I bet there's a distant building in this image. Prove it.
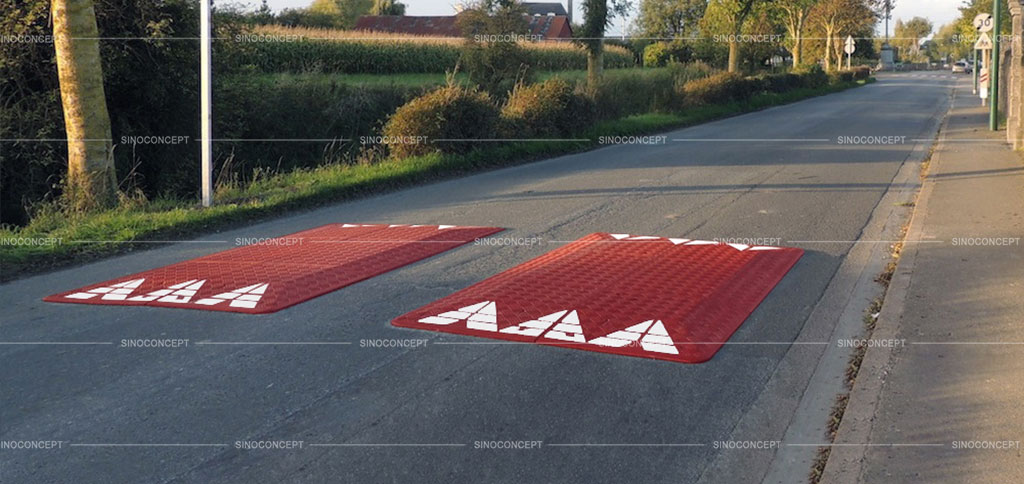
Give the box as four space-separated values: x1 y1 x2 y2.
354 2 573 40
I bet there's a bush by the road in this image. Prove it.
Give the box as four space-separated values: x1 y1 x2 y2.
852 66 871 80
382 85 500 158
501 78 595 138
681 72 752 106
792 64 829 88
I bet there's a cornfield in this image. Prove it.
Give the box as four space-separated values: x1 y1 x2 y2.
230 25 635 74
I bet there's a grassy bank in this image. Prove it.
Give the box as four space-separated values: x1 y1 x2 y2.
0 79 872 280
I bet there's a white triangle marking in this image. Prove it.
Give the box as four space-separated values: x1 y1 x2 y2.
499 310 568 337
194 283 270 309
542 310 585 343
610 234 630 240
65 278 146 300
127 279 206 303
418 301 498 331
589 319 679 355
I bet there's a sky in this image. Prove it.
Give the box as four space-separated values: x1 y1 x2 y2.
249 0 966 37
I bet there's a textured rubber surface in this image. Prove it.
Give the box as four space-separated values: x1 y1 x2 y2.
44 224 503 314
393 233 803 363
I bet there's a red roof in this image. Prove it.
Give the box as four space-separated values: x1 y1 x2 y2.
354 15 573 40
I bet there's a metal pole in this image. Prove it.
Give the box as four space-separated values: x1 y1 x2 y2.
200 0 214 206
973 49 979 94
990 0 1001 131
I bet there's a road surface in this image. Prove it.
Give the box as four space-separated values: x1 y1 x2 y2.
0 72 957 483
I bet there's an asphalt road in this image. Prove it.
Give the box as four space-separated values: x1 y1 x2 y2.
1 73 957 484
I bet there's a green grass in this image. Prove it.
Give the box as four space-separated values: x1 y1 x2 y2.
0 78 872 279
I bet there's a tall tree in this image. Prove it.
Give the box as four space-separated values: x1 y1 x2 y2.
370 0 405 15
810 0 874 70
776 0 817 66
309 0 373 28
634 0 707 38
578 0 631 88
893 16 932 61
51 0 117 211
704 0 773 72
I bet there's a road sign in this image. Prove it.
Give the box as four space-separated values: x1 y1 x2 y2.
975 32 993 50
974 13 994 32
980 68 990 98
844 35 856 55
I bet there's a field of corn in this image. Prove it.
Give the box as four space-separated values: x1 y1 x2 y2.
229 25 635 74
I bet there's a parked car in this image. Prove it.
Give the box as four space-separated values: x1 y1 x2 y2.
952 61 972 74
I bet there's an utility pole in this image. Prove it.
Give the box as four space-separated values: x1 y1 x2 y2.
974 49 979 94
200 0 213 207
990 0 1001 131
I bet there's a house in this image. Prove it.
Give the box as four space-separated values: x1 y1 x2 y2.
354 2 573 40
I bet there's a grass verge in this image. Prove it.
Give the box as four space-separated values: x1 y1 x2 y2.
0 79 873 280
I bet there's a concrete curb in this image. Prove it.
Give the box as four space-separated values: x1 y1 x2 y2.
819 79 960 484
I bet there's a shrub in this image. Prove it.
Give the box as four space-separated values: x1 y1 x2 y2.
828 70 856 84
643 42 694 68
681 72 751 106
215 76 423 173
792 64 828 88
382 85 499 158
461 41 533 95
589 69 676 119
500 78 595 138
759 73 804 93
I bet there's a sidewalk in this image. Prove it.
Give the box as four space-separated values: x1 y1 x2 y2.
823 80 1024 482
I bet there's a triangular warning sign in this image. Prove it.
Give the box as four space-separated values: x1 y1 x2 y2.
975 32 993 50
195 283 269 309
418 301 498 331
127 279 206 304
65 279 145 301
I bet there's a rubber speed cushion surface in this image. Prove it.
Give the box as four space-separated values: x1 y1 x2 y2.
393 233 803 363
44 224 503 314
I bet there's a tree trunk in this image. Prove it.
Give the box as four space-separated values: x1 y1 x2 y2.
824 29 833 71
793 17 804 67
793 35 802 66
728 38 740 72
52 0 117 211
587 42 604 90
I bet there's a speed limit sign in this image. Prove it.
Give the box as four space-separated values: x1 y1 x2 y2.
974 13 994 32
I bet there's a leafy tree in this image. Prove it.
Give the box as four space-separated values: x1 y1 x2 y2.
634 0 707 38
370 0 406 15
776 0 818 66
809 0 874 70
893 16 932 62
308 0 373 28
578 0 632 88
51 0 117 211
458 0 532 94
702 0 774 72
